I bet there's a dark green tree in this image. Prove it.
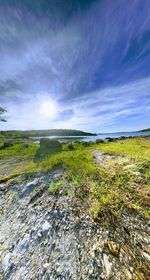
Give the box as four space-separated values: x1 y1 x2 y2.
0 107 7 122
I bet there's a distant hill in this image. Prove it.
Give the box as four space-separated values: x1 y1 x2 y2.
138 128 150 132
0 129 96 138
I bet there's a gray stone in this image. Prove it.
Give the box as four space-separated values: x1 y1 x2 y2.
143 252 150 261
17 234 30 254
19 179 38 198
42 221 50 232
103 254 113 278
2 252 11 271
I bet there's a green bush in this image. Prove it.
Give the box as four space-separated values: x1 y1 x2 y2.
66 143 75 150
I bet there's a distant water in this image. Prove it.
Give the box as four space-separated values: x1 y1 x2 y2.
88 131 150 142
31 131 150 143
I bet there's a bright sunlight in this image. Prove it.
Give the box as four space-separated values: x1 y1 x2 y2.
39 99 58 119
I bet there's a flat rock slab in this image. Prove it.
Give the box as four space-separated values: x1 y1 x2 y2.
91 150 129 168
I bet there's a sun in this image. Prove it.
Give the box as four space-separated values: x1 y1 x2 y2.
39 99 58 118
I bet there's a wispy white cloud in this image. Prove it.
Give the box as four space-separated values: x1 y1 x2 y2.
0 0 150 131
1 77 150 132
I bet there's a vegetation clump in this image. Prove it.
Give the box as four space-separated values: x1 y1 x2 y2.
0 107 7 122
65 143 75 150
49 179 64 193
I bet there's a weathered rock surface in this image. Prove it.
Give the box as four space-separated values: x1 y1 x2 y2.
91 150 143 179
0 168 149 279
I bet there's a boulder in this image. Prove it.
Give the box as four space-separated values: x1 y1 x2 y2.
96 139 104 143
34 138 62 160
105 137 115 142
40 138 61 149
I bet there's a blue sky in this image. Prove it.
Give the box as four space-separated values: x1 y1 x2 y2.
0 0 150 132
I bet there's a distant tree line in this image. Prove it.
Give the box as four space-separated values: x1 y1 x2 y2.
138 128 150 132
0 129 96 138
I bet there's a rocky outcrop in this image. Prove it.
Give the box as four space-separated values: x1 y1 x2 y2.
0 169 149 279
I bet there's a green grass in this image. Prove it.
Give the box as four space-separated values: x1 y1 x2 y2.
37 141 150 220
93 138 150 160
0 143 38 159
0 139 4 148
0 137 149 220
49 179 64 192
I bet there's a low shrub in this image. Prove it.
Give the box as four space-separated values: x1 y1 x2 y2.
66 143 75 150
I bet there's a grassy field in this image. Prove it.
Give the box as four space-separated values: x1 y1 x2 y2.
0 137 149 221
93 138 150 160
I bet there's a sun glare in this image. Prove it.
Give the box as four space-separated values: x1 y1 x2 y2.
39 100 58 118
